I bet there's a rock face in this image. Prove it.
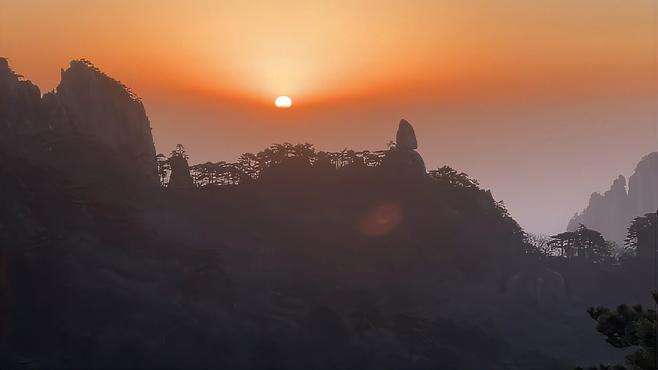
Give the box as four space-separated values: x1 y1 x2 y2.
628 152 658 216
396 119 418 150
47 60 158 185
0 58 47 134
383 119 426 177
0 58 158 186
568 152 658 243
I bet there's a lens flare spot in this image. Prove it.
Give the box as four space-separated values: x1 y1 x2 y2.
358 202 403 237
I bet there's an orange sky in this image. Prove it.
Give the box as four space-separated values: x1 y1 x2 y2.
1 0 656 234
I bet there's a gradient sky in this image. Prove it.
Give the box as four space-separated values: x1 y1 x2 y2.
1 0 656 235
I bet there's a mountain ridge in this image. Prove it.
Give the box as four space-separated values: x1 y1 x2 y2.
568 152 658 243
0 57 158 186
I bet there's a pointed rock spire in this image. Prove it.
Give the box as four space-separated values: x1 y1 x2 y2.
383 118 425 178
396 119 418 150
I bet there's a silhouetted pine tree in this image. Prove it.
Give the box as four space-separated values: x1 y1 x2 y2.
576 293 656 370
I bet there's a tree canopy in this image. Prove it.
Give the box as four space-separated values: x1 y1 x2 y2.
624 213 657 260
547 224 613 263
577 293 657 370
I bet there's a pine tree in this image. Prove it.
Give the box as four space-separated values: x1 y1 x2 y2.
577 293 656 370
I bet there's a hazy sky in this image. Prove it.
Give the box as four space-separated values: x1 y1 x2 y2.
1 0 656 234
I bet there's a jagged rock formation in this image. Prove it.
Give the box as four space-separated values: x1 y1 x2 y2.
568 152 658 243
628 152 658 216
383 119 426 177
0 58 47 134
45 60 158 185
567 175 632 243
0 58 158 186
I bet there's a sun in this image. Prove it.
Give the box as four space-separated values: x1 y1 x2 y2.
274 95 292 108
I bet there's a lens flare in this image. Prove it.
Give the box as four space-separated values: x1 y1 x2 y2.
358 202 403 237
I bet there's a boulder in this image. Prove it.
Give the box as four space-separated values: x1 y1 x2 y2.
383 119 426 177
383 149 426 177
395 119 418 150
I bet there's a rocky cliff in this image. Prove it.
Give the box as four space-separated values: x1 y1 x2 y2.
0 58 47 134
568 152 658 243
0 58 158 186
628 152 658 216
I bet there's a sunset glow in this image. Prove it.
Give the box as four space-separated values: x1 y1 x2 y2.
2 1 655 104
3 2 658 367
1 0 656 234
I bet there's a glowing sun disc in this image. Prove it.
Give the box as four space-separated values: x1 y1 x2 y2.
275 95 292 108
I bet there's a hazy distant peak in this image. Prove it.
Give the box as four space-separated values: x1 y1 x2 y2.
634 152 658 172
568 153 657 243
628 151 658 216
610 175 627 193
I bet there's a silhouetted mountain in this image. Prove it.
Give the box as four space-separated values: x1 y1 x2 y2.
0 58 158 186
568 152 658 243
0 58 46 134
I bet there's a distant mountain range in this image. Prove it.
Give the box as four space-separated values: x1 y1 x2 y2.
568 152 658 243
